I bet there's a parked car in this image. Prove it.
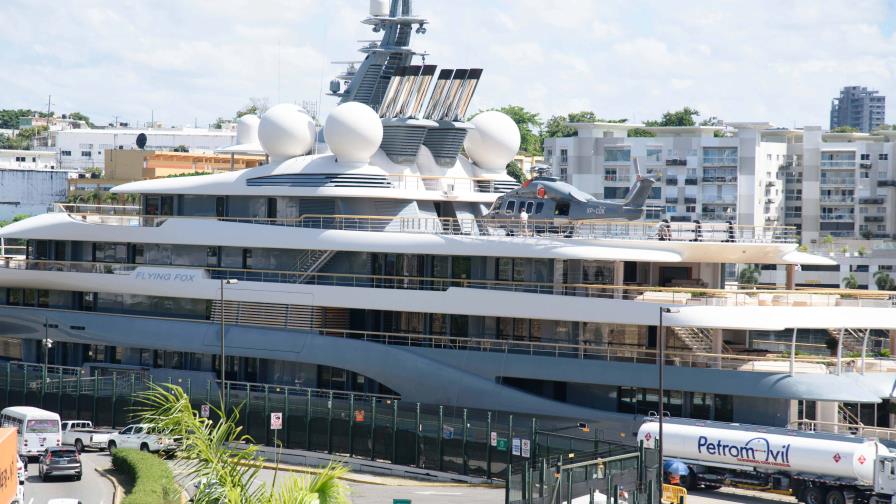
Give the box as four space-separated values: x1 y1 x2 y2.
38 446 82 481
61 420 113 452
107 424 178 453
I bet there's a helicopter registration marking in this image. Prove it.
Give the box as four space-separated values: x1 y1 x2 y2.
586 206 606 215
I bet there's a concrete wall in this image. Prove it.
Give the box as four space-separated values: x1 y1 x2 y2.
0 169 68 220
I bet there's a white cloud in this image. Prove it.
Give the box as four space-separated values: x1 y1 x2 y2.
1 0 894 128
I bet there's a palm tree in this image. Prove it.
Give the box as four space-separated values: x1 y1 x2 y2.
135 384 350 504
842 273 859 289
874 270 896 291
737 264 760 286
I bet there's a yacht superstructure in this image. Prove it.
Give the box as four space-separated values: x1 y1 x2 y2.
1 0 895 442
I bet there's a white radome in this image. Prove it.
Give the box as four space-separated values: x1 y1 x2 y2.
235 114 260 145
325 102 383 165
258 104 316 160
464 110 521 172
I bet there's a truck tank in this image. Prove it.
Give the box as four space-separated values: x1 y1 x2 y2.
638 419 889 484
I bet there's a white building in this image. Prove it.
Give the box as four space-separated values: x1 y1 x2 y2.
543 123 786 228
0 149 58 171
47 127 237 172
544 123 896 244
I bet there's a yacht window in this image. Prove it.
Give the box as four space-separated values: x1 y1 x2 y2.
535 202 544 214
525 201 534 214
504 200 516 214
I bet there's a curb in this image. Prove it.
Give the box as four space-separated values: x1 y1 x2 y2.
95 467 123 504
244 461 503 488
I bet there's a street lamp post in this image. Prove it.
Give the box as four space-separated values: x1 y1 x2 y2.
220 278 238 413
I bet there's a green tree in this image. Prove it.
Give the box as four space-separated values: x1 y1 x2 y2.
644 107 700 127
874 270 896 291
0 109 38 129
173 145 189 152
236 98 270 118
842 273 859 289
627 127 656 138
822 234 834 253
737 264 760 286
136 384 350 504
542 111 626 139
66 112 94 127
506 160 526 183
0 125 47 150
831 126 859 133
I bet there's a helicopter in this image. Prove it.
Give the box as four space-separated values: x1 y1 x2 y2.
484 157 656 225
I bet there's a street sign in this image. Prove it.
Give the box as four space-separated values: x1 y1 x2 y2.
354 409 365 423
270 412 283 430
496 438 508 451
521 439 530 458
443 425 454 440
200 404 209 418
490 432 497 446
512 437 521 456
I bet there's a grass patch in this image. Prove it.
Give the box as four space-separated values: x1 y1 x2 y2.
111 448 180 504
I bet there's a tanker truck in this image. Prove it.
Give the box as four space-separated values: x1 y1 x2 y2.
638 417 896 504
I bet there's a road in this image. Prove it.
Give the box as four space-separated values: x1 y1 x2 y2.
21 451 115 504
687 487 796 504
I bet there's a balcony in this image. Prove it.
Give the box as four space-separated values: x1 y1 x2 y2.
699 212 729 221
702 158 738 166
669 215 691 222
820 178 856 186
684 177 698 185
820 214 855 222
665 177 679 186
603 174 631 183
665 159 687 166
878 180 896 187
701 176 738 184
859 197 885 204
683 197 697 205
820 160 856 169
820 196 855 204
665 197 679 204
702 196 737 204
864 215 885 223
860 162 873 169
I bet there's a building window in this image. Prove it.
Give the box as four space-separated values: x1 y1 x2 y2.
545 149 552 163
603 148 630 163
645 148 662 162
880 154 889 161
560 149 568 165
61 150 71 156
861 153 871 161
80 151 91 158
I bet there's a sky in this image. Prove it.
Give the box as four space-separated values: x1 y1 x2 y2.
2 0 895 129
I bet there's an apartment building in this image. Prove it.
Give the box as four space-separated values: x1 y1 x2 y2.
45 127 237 172
544 123 896 245
543 122 786 228
830 85 886 133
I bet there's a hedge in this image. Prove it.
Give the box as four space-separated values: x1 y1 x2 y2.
111 448 180 504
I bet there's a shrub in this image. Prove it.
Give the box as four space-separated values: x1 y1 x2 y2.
111 448 180 504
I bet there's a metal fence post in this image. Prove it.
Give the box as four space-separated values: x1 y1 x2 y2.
75 372 80 419
506 414 513 504
391 399 398 464
370 398 376 461
130 374 136 425
111 373 118 429
486 411 492 479
264 385 270 446
327 391 333 454
305 389 312 450
187 378 192 400
283 387 289 448
91 375 98 424
348 393 355 457
4 362 9 408
415 403 421 468
57 367 62 414
206 379 211 405
438 405 444 472
462 408 468 476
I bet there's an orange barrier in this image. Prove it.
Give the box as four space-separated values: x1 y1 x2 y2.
662 483 687 503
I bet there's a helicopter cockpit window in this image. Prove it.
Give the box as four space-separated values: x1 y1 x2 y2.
535 202 544 214
504 200 516 214
525 202 534 214
555 201 570 216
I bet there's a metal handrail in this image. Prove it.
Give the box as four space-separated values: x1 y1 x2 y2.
4 258 893 307
52 205 800 244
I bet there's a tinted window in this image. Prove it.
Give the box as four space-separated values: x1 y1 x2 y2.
525 202 534 213
504 200 515 214
52 449 77 457
26 419 59 433
535 202 544 214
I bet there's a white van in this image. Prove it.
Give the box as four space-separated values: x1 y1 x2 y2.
0 406 62 457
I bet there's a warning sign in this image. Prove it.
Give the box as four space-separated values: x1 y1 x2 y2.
270 412 283 430
354 409 365 423
521 439 530 458
200 404 209 418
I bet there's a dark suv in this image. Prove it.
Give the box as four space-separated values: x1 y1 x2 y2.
38 446 82 481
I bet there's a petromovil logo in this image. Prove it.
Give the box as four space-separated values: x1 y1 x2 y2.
697 436 792 468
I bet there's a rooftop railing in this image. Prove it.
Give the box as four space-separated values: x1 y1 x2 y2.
54 205 800 244
3 258 894 309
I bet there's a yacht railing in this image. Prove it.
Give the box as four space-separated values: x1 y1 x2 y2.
54 205 800 244
3 258 894 308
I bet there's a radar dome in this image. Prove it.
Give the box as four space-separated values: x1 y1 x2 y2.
258 104 316 160
464 111 521 172
236 114 260 145
324 102 383 165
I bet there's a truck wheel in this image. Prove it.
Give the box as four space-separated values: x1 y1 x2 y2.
804 487 825 504
74 439 84 452
825 488 853 504
108 440 117 452
140 443 150 452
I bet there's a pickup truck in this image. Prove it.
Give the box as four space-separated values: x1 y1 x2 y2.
107 424 178 453
61 421 113 452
